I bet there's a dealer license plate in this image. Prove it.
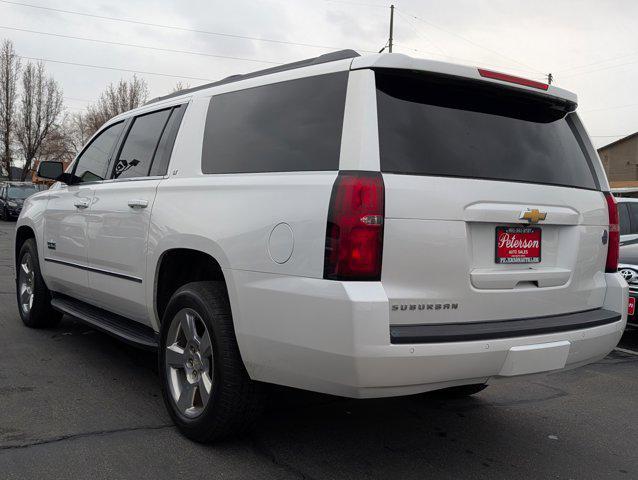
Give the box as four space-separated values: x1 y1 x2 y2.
495 226 541 264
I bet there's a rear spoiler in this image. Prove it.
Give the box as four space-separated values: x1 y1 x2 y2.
351 53 577 105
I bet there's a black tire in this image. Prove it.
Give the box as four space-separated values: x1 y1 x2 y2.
0 206 7 221
159 281 265 443
16 238 62 328
430 383 488 398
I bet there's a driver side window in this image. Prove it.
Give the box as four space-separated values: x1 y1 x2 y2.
74 121 125 183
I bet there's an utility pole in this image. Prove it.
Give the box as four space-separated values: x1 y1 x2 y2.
388 4 394 53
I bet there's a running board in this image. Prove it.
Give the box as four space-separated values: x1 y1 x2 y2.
51 294 158 350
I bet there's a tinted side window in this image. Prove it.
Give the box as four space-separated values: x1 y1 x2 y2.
74 122 124 183
628 203 638 234
113 109 172 179
150 105 186 177
619 203 631 235
202 72 348 174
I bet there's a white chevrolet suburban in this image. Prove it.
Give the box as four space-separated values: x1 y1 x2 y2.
16 50 627 442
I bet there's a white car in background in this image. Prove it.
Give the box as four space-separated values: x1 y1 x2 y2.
615 197 638 326
16 50 627 442
617 197 638 265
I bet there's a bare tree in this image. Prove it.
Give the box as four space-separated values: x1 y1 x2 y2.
38 120 75 164
78 76 149 140
16 61 63 180
66 111 92 154
171 81 191 93
0 39 20 178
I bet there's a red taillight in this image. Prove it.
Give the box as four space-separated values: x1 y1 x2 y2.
478 68 549 91
324 171 384 281
605 192 619 273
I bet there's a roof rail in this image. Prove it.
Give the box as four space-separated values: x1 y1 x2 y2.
145 49 360 105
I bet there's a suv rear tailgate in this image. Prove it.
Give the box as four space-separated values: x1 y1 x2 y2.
374 68 608 326
382 175 607 325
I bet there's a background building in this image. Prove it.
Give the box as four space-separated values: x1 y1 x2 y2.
597 133 638 197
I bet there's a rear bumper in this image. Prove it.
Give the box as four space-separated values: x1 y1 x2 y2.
229 270 627 399
390 308 621 344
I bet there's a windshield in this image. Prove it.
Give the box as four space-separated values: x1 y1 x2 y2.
8 186 38 199
376 70 598 190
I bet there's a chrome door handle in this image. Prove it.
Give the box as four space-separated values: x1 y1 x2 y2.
128 199 148 209
74 200 90 209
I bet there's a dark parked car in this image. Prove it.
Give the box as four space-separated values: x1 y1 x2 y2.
0 182 40 220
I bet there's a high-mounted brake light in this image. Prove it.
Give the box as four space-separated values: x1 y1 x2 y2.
604 192 619 273
324 171 384 281
478 68 549 91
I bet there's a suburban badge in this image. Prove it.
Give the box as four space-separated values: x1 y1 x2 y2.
392 302 459 312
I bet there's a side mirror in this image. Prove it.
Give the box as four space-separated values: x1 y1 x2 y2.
37 161 65 182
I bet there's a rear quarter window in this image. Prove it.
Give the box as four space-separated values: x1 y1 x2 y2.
376 70 598 190
201 72 348 174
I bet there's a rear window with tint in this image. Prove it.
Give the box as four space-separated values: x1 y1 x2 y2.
376 70 598 190
202 72 348 174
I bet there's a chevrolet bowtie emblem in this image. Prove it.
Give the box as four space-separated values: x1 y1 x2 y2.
520 208 547 224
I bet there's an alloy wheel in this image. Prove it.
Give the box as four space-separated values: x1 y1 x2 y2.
18 252 35 315
165 308 214 418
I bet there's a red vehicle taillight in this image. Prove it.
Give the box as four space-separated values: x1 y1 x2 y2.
324 171 384 281
604 192 619 273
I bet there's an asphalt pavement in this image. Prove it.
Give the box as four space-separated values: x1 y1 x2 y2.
0 220 637 479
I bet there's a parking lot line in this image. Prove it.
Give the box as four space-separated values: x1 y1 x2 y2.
615 347 638 356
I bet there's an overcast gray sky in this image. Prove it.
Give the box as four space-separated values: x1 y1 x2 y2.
2 0 637 148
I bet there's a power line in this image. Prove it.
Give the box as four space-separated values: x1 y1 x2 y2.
0 25 283 65
395 7 544 75
392 43 440 58
392 43 546 77
17 55 214 82
557 50 638 74
395 10 447 57
324 0 389 8
580 102 638 114
560 57 638 79
0 0 376 53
